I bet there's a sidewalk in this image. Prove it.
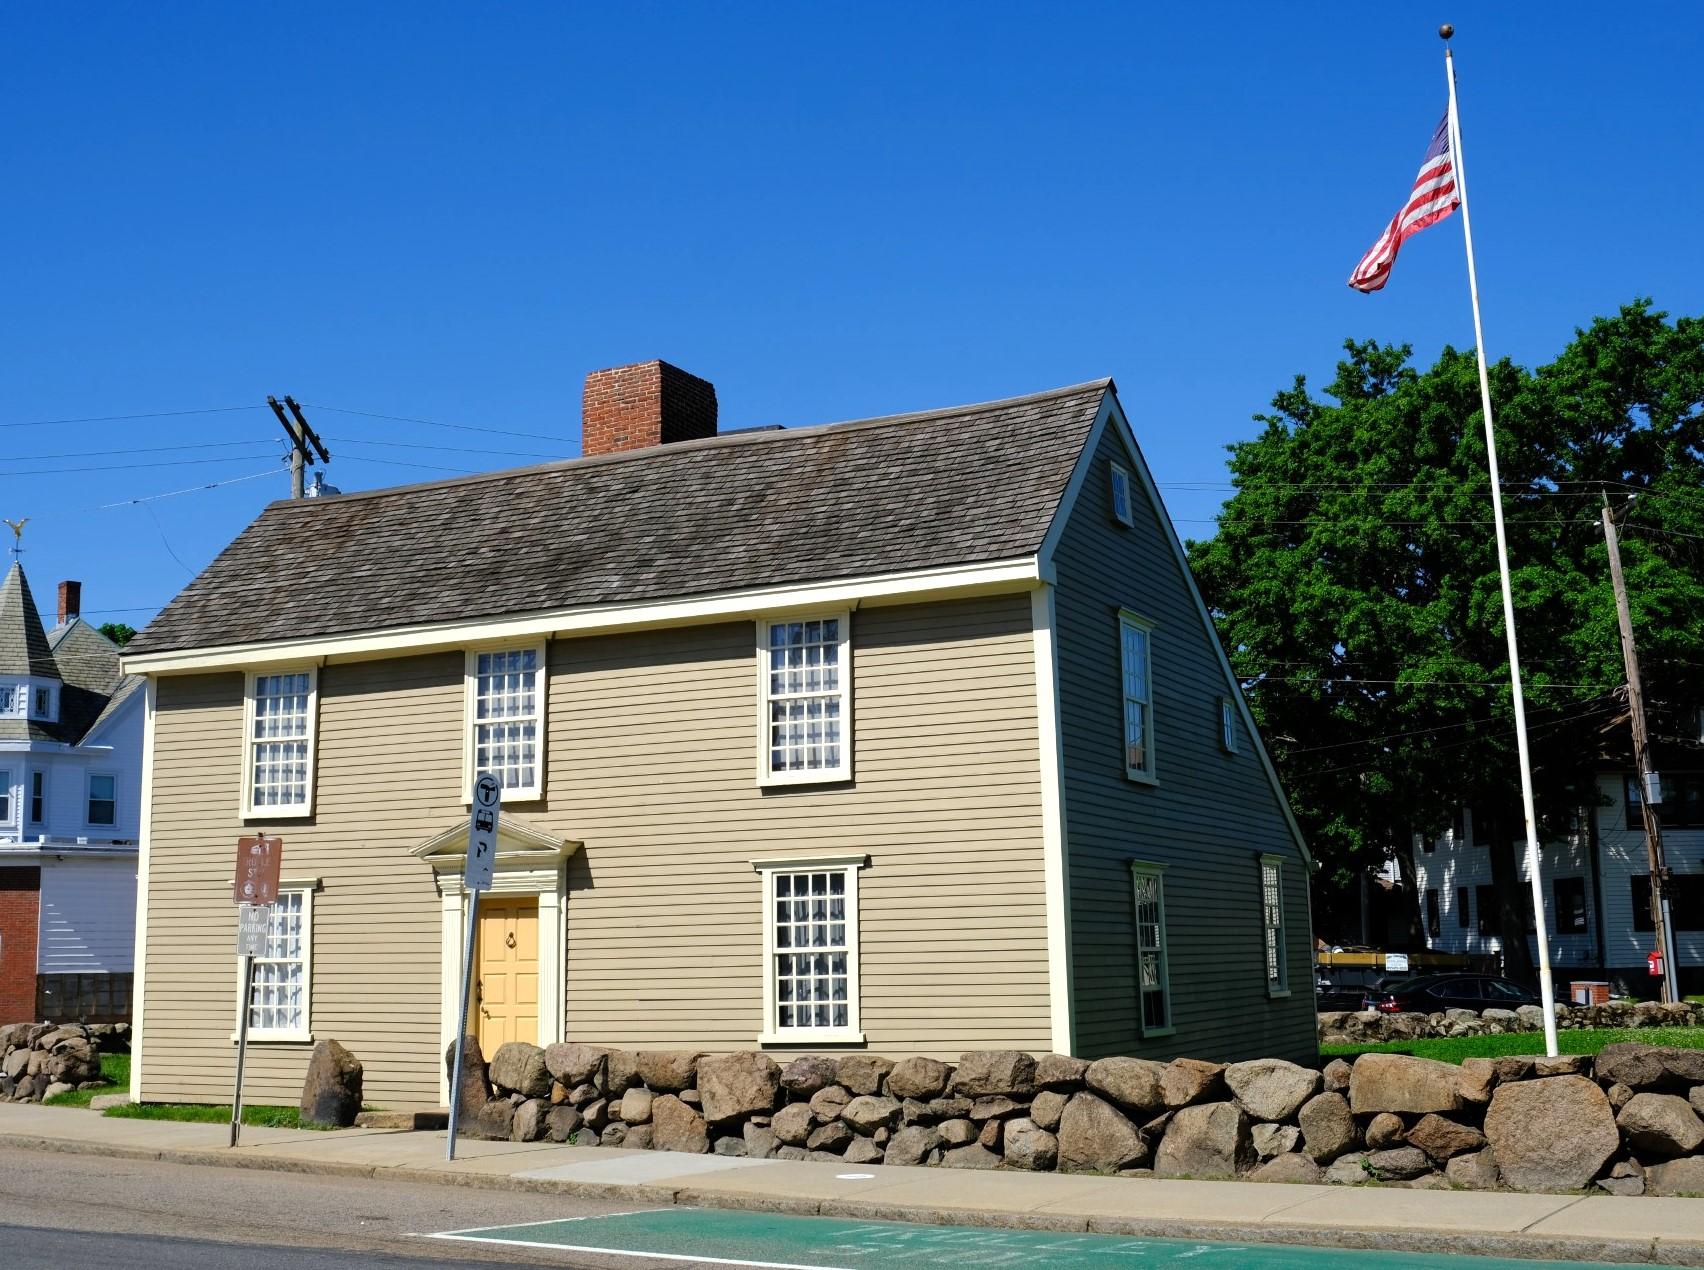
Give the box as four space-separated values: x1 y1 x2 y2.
4 1103 1702 1265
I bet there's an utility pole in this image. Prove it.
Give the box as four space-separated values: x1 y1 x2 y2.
1602 496 1680 1004
267 396 331 499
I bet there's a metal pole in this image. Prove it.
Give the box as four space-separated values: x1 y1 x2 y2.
1444 42 1559 1057
445 887 481 1161
1601 499 1681 1003
230 953 253 1147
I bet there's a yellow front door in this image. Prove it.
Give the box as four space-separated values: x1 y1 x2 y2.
472 897 539 1054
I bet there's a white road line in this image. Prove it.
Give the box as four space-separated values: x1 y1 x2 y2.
424 1208 671 1236
421 1231 852 1269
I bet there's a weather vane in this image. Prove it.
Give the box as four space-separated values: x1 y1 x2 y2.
3 518 27 560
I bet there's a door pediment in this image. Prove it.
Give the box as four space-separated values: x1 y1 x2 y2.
411 816 580 874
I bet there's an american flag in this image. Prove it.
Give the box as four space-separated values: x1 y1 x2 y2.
1348 115 1460 293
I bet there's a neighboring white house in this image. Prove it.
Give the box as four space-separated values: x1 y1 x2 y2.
1414 756 1704 996
0 566 141 1025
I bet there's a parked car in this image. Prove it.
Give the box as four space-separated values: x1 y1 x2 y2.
1362 974 1540 1013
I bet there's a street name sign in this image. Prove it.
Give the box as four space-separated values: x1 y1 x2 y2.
233 835 282 906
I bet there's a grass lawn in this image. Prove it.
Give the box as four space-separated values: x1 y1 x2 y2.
1321 1026 1704 1064
103 1101 326 1129
41 1052 130 1108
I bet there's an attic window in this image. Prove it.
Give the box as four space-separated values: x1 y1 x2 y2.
1110 462 1135 528
0 688 13 715
30 686 54 721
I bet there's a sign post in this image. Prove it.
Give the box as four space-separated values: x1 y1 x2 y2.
230 834 282 1148
447 774 500 1161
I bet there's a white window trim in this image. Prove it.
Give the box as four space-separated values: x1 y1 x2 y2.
1118 611 1157 784
0 769 12 824
1261 853 1290 999
462 643 548 803
753 853 867 1046
240 667 319 819
232 879 317 1044
1130 859 1173 1038
755 613 853 788
85 770 118 829
1220 696 1238 753
1109 461 1136 528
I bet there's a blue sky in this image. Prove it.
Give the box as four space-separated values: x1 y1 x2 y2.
5 2 1700 630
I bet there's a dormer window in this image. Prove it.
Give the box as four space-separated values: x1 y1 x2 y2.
30 686 55 721
0 688 13 714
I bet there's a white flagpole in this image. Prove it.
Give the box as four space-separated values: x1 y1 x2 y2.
1443 29 1559 1058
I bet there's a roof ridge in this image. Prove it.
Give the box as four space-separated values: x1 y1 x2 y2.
258 378 1115 513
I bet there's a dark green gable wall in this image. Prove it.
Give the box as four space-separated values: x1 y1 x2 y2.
1054 418 1318 1064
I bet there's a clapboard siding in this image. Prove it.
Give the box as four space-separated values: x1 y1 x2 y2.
1053 419 1316 1063
553 596 1048 1055
1596 772 1704 968
38 857 136 973
1412 811 1599 969
141 593 1049 1107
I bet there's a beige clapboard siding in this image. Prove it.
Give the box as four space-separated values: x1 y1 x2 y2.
140 594 1048 1108
553 596 1049 1058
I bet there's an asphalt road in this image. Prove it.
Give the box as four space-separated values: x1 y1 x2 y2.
0 1147 697 1268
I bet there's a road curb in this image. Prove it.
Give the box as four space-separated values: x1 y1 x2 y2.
3 1130 1699 1266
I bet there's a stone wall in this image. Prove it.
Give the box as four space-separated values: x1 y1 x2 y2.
0 1021 121 1102
1320 1001 1700 1047
449 1037 1704 1196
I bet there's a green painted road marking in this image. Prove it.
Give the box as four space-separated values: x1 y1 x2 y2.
428 1207 1644 1268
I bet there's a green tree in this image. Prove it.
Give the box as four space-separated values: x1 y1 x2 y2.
1190 301 1704 979
98 622 136 647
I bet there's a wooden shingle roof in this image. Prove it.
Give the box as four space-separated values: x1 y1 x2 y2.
129 380 1112 655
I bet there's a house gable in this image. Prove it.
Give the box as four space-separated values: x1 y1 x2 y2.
1041 396 1315 1063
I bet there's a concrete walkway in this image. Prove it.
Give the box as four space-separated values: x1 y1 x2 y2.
3 1103 1700 1265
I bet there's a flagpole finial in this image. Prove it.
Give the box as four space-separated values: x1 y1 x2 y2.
1439 23 1454 40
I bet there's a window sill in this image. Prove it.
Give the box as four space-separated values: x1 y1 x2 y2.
230 1032 313 1044
1137 1026 1176 1039
758 771 853 790
241 807 314 821
759 1029 865 1047
1123 769 1159 786
1267 989 1292 1000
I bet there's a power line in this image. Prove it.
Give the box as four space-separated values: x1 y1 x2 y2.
95 466 285 510
1288 704 1619 780
302 403 572 443
325 436 562 460
335 455 481 475
0 438 276 462
1281 697 1615 756
0 406 261 430
0 453 278 478
1234 672 1604 688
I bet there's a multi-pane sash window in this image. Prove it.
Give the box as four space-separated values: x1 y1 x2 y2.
756 856 864 1043
1261 855 1287 994
470 647 543 798
1109 462 1136 527
248 889 310 1038
0 770 11 822
246 671 315 815
87 773 116 827
1131 862 1171 1034
1119 614 1155 780
760 616 850 783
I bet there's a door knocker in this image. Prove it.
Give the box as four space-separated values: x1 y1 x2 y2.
505 931 517 949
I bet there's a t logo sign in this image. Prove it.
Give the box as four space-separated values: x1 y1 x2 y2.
465 774 501 891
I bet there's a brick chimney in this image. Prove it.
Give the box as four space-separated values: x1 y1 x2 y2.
57 580 81 625
581 361 717 457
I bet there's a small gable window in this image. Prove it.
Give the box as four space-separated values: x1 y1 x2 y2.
1109 462 1135 527
1219 697 1237 753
